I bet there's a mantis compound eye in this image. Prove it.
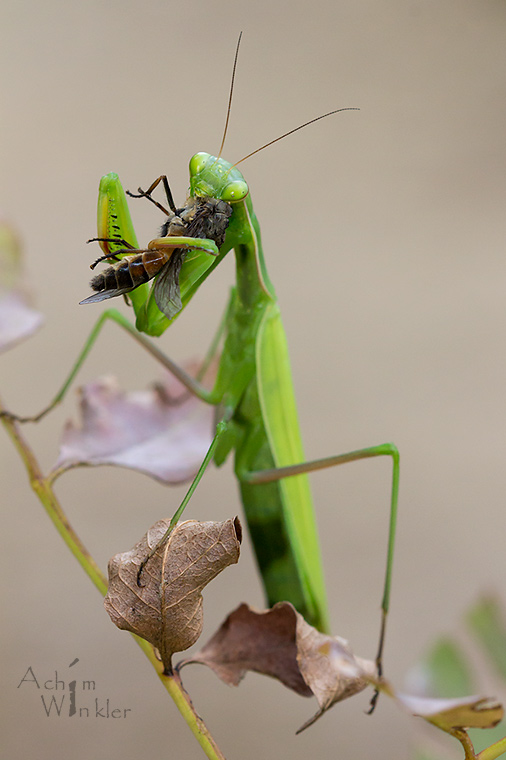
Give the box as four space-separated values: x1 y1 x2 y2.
189 152 210 177
222 179 248 202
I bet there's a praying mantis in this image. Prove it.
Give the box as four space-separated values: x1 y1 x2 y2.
5 37 400 696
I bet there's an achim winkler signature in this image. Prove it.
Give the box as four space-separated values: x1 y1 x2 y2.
17 659 132 719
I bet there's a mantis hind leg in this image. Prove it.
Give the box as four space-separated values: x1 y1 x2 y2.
241 441 400 712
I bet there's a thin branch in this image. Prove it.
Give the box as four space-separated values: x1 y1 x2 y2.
477 735 506 760
0 398 226 760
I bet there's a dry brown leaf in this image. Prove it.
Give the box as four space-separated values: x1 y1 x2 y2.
295 621 376 732
104 518 242 672
180 602 375 731
51 369 214 483
179 601 312 695
181 602 504 740
0 224 43 352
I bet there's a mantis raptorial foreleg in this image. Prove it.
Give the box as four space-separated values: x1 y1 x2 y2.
84 235 219 279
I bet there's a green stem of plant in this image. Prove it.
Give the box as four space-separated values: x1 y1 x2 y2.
1 409 107 593
0 403 226 760
163 671 227 760
477 735 506 760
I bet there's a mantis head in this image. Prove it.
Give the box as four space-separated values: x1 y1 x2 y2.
189 153 249 203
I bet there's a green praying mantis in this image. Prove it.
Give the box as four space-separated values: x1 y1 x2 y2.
6 37 400 703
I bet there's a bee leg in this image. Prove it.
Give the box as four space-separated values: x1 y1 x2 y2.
127 174 177 216
89 251 123 270
86 239 143 270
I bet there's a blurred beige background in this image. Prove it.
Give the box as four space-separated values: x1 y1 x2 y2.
1 1 506 758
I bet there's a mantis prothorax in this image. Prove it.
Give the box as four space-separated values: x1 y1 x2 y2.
4 36 400 711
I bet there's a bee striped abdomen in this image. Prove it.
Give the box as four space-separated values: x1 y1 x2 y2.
89 250 170 295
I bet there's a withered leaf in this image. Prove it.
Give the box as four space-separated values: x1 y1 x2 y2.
397 693 504 731
180 602 375 731
181 602 504 740
295 622 376 732
51 369 214 483
104 518 242 672
0 224 43 353
179 601 312 695
0 292 43 353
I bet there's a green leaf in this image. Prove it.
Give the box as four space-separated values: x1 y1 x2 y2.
420 637 475 698
467 597 506 682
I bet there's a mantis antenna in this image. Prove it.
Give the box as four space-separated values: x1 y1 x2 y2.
233 107 360 167
217 31 243 158
218 33 359 168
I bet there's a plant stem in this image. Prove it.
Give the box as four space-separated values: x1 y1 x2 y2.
477 735 506 760
0 402 226 760
163 671 227 760
1 406 107 594
451 729 476 760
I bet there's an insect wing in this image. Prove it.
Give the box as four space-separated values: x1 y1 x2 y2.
79 285 134 305
153 251 185 320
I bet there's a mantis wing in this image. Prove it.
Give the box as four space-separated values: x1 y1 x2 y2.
256 302 329 633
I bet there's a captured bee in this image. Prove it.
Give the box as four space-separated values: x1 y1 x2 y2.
80 194 232 320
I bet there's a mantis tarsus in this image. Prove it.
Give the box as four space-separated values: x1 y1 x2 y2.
5 37 400 708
